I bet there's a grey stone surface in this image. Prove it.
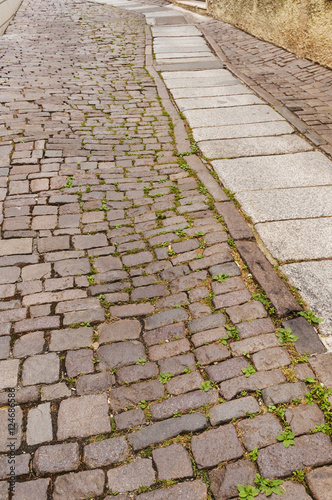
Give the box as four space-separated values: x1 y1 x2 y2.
282 260 332 336
22 353 59 386
13 479 50 500
137 480 207 500
165 73 240 89
13 331 45 358
0 453 30 479
257 433 332 478
184 105 283 128
209 396 260 425
107 459 155 493
191 424 243 468
128 413 207 450
309 353 332 386
26 403 53 446
150 388 218 420
199 134 311 159
97 341 145 369
262 382 307 406
256 481 311 499
49 327 93 351
110 379 164 411
193 121 294 140
84 436 129 468
219 369 286 400
252 346 291 371
98 319 141 343
256 218 332 261
172 84 252 99
213 151 332 193
282 316 325 355
152 443 193 480
57 394 111 439
306 465 332 500
0 406 22 452
285 403 325 436
0 359 19 390
209 460 257 500
33 443 80 475
152 26 202 36
237 185 332 223
238 413 282 451
175 94 263 111
52 470 105 500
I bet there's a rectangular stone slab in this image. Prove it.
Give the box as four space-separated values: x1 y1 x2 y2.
184 105 283 127
156 52 213 60
165 75 239 88
156 60 223 72
154 44 210 53
212 152 332 192
236 240 302 316
282 261 332 337
152 25 202 36
193 121 294 140
157 57 217 65
282 317 325 355
198 134 312 159
154 36 207 46
236 185 332 223
175 94 264 111
162 69 233 79
171 85 252 99
256 217 332 261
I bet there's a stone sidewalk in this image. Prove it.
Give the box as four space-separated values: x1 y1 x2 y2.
0 0 332 499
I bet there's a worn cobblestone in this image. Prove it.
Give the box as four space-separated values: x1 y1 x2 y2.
0 0 331 497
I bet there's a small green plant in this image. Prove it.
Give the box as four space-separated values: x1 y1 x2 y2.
292 469 305 482
183 367 191 374
168 248 175 256
80 321 91 327
255 474 283 496
299 309 323 324
136 358 147 365
63 176 74 188
139 400 149 409
158 372 174 384
276 428 295 448
242 366 256 378
98 294 105 301
248 447 259 462
200 381 213 392
228 238 235 248
237 484 259 499
212 274 229 283
225 324 240 340
156 212 166 220
87 276 95 285
276 328 299 344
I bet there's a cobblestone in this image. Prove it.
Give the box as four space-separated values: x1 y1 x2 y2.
1 0 331 496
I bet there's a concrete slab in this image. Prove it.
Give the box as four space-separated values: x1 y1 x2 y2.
154 45 209 53
157 57 217 65
256 218 332 261
174 94 264 111
155 61 224 72
212 152 332 192
193 122 294 141
162 69 232 79
156 52 212 60
282 261 332 337
198 134 312 159
184 105 283 127
171 85 252 98
154 36 206 46
152 25 202 36
154 16 188 25
237 186 332 223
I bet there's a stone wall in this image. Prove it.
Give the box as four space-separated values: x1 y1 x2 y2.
207 0 332 69
0 0 22 35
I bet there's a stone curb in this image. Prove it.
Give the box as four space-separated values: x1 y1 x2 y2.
145 12 321 330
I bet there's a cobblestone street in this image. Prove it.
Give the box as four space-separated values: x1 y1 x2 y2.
0 0 332 498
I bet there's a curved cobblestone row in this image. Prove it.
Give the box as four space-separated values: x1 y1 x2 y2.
0 0 332 498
